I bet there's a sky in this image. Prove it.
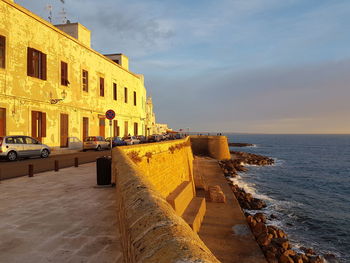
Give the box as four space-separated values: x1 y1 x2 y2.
16 0 350 134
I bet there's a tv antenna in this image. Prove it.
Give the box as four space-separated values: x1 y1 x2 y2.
45 4 53 23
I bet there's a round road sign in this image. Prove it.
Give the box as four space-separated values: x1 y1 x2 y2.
105 109 116 120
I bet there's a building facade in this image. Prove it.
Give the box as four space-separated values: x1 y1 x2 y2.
0 0 147 148
145 97 156 136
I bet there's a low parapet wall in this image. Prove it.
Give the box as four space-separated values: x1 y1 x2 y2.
112 142 219 262
190 135 231 160
119 137 194 198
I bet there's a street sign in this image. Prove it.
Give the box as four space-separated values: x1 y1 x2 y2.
105 109 115 120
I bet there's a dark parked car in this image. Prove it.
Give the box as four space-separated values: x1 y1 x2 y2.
147 135 162 143
136 135 147 144
106 137 127 147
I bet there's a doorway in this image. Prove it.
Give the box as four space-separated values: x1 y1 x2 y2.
99 117 105 137
82 117 89 141
60 113 69 148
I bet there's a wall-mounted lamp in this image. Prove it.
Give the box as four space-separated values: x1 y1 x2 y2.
50 90 67 104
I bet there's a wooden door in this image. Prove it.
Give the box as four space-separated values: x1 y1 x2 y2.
113 120 119 137
134 122 138 136
31 111 46 142
99 117 105 137
83 117 89 141
60 113 69 148
0 108 5 136
124 121 128 137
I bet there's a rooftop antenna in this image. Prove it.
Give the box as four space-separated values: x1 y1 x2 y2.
57 0 70 24
45 4 53 23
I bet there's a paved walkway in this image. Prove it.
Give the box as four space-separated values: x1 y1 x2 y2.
0 163 122 263
195 156 267 263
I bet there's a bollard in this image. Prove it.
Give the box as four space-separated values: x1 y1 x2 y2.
74 157 79 167
54 160 59 172
28 164 34 177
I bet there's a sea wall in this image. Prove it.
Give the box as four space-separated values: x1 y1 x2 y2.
118 137 195 198
112 137 219 262
190 135 231 160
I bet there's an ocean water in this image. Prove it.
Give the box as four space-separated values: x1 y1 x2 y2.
225 134 350 262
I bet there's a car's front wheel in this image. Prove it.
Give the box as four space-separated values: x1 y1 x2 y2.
41 149 49 158
7 151 17 161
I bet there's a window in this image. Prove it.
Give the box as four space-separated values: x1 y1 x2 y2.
113 120 119 136
113 59 119 64
0 35 5 68
113 83 117 101
61 61 68 86
100 77 105 97
31 111 46 140
27 47 47 80
124 87 128 103
82 70 88 92
133 91 137 106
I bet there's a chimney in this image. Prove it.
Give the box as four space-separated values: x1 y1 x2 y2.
55 23 91 47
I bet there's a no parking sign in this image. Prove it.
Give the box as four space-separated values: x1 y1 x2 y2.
105 109 116 120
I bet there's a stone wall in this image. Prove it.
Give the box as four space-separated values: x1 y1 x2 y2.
112 138 219 262
120 137 195 198
190 135 231 160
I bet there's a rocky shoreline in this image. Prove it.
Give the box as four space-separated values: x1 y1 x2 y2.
219 149 337 263
228 142 255 147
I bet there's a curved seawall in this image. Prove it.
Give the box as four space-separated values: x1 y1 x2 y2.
190 135 231 160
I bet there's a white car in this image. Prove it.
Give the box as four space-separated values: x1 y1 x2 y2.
122 136 140 145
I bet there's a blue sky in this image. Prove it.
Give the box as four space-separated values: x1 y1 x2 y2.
16 0 350 133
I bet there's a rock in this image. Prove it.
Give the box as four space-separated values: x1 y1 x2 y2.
277 229 287 238
308 256 324 263
300 247 316 255
252 222 267 236
283 250 296 257
279 254 294 263
257 233 273 246
265 250 278 263
272 238 290 251
323 254 338 263
254 213 267 223
208 185 226 203
270 214 278 220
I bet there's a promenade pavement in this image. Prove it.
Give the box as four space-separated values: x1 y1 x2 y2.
0 163 122 263
195 156 267 263
0 150 111 180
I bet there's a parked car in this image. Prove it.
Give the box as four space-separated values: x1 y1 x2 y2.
0 135 51 161
147 134 162 143
105 137 127 147
136 135 147 144
83 136 110 151
122 136 140 145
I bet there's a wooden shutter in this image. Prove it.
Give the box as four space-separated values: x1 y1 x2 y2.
100 77 104 96
27 47 33 76
41 112 46 137
134 91 136 106
0 36 5 68
31 111 37 137
0 108 6 136
41 53 47 80
61 61 68 85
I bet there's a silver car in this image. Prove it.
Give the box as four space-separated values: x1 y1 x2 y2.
83 136 110 151
0 136 51 161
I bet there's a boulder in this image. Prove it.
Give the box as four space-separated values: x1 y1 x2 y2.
279 254 294 263
208 185 226 203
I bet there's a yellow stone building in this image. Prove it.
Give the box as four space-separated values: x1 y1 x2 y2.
0 0 148 148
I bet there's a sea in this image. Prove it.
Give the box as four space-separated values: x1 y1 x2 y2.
225 134 350 263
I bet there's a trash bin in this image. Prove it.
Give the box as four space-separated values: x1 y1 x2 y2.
96 156 111 185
